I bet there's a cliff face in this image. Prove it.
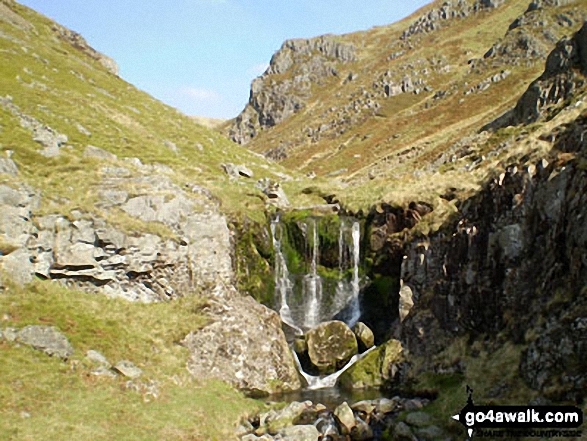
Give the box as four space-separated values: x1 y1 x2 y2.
227 0 587 184
227 35 357 145
397 23 587 401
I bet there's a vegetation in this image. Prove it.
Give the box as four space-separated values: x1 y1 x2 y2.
0 277 263 440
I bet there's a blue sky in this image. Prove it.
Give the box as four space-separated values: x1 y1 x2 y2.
19 0 431 119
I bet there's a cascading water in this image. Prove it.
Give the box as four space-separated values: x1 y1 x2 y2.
292 346 376 390
270 215 363 331
348 221 362 326
270 215 301 335
303 219 322 329
270 214 370 389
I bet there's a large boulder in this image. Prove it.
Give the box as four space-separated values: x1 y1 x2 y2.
16 325 74 359
182 287 301 396
306 320 358 374
339 339 404 389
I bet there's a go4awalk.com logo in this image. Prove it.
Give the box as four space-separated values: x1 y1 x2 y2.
452 386 584 439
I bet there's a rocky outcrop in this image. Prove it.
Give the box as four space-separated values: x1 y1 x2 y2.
228 36 357 145
512 20 587 123
0 158 233 302
51 23 119 75
400 0 505 41
400 113 587 400
485 20 587 129
482 4 586 83
182 286 301 396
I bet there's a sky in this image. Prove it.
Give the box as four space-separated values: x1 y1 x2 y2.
19 0 431 120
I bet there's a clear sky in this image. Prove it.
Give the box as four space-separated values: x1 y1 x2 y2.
18 0 431 119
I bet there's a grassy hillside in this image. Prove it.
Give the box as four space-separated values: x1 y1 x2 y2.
0 0 324 227
236 0 587 213
0 277 262 440
1 2 273 438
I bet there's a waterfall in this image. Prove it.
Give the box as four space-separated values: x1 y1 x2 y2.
269 216 363 329
347 221 362 327
292 346 376 390
303 219 322 329
270 215 368 390
270 215 301 335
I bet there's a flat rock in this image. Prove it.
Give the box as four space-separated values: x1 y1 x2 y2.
85 349 111 368
16 325 74 359
278 425 319 441
113 360 143 379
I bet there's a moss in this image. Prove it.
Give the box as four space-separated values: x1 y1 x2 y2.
339 346 384 389
232 217 275 306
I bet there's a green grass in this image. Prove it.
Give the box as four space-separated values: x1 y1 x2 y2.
1 1 316 231
0 277 263 440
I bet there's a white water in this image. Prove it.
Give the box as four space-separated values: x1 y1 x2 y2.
303 219 323 329
347 221 362 327
270 215 370 388
270 216 362 331
270 216 302 335
292 346 377 390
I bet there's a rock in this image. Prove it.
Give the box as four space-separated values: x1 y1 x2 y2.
90 366 117 378
351 400 376 416
394 422 416 441
222 163 254 179
85 349 110 368
398 283 414 322
415 425 445 440
339 339 404 389
256 179 290 208
376 397 400 414
351 417 373 441
83 145 117 161
486 22 587 130
1 327 19 342
0 158 18 175
278 425 320 441
334 402 356 434
1 248 35 284
352 322 375 352
113 360 142 379
16 325 74 359
293 335 307 355
403 398 425 411
265 401 313 434
228 35 356 144
405 411 432 427
183 291 301 396
306 320 358 374
241 435 274 441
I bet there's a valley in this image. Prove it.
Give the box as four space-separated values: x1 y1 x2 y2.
1 0 586 439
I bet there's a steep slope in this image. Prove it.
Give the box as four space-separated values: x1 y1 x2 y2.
0 1 303 438
229 0 587 212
